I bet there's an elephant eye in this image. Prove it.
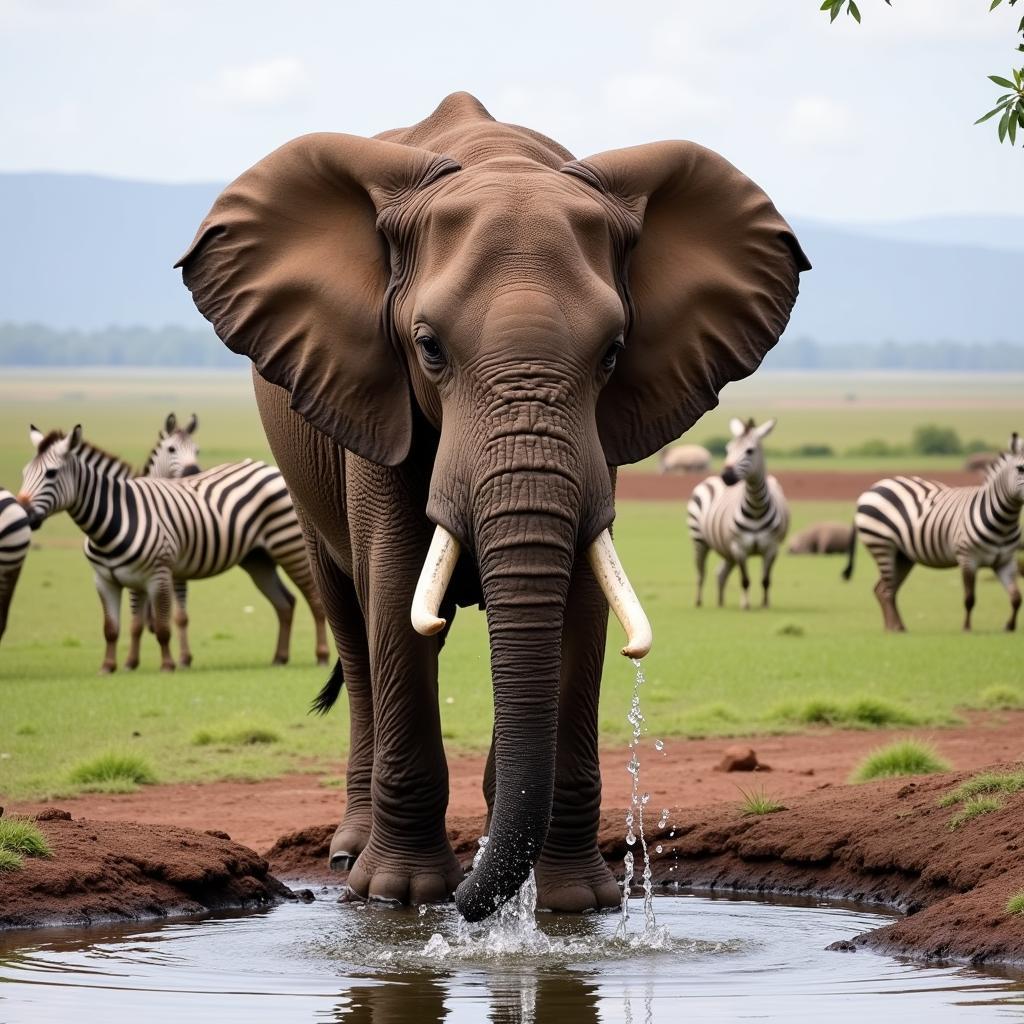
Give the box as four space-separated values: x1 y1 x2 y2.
601 336 624 371
416 334 446 370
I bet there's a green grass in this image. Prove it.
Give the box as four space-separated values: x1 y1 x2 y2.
948 795 1004 831
1008 890 1024 916
737 787 786 816
193 724 281 747
0 849 23 871
1 371 1022 802
67 753 156 793
972 685 1024 710
937 769 1024 807
850 740 950 783
0 817 51 858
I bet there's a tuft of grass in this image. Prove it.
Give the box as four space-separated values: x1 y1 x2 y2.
948 795 1004 831
1008 890 1024 916
0 817 52 858
776 623 805 637
69 752 156 792
737 787 786 816
192 724 281 747
771 697 925 730
0 849 23 871
937 769 1024 807
851 740 950 783
14 724 38 737
975 685 1023 710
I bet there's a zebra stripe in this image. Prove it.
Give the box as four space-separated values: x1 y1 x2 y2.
687 418 789 609
20 429 327 670
854 440 1024 631
0 487 31 641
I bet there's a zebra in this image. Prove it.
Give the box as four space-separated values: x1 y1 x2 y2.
687 417 790 609
850 432 1023 632
19 425 329 672
141 413 201 479
0 488 32 643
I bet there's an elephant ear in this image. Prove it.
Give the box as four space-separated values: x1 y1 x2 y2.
564 142 809 467
176 133 459 465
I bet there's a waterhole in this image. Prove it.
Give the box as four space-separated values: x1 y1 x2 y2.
1 891 1021 1022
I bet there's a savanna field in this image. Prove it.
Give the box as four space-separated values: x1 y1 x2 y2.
1 368 1021 802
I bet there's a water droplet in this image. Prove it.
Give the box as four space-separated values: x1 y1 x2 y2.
655 844 663 854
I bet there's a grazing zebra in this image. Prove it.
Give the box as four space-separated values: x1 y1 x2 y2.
851 433 1023 632
19 425 329 672
687 417 790 609
0 488 31 642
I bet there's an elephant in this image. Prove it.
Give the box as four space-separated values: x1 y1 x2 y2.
658 444 712 474
787 521 854 556
176 92 808 921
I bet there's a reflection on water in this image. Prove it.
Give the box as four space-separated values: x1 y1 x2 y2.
0 892 1022 1023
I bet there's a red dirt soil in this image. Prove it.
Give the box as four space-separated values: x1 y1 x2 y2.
616 469 978 503
0 813 294 930
14 713 1023 854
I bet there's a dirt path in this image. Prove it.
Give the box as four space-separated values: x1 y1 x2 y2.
13 712 1023 853
616 469 978 502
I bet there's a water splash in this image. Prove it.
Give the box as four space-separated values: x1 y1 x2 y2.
617 658 666 943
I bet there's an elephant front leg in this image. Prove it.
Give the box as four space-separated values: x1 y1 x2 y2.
344 539 462 905
534 556 620 913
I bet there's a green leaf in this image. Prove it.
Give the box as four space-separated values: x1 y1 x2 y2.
1010 109 1019 144
1014 68 1022 87
988 75 1017 89
830 1 843 22
991 0 1003 10
976 105 1005 123
849 0 861 22
1017 108 1024 129
998 108 1010 141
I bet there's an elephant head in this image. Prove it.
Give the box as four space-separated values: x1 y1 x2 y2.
177 93 808 920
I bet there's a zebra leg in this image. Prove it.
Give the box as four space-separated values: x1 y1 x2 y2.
94 573 122 674
693 539 709 607
994 558 1021 632
173 580 192 667
716 559 734 607
959 561 977 632
146 569 176 671
125 589 146 670
761 548 778 608
239 549 296 665
737 558 752 611
271 538 330 666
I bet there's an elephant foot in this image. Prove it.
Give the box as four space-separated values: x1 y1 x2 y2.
534 850 620 913
329 813 371 873
345 838 463 906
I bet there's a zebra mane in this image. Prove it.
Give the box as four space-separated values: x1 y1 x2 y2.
983 450 1015 482
36 429 67 454
77 439 135 478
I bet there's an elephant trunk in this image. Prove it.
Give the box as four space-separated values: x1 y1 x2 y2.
453 503 575 922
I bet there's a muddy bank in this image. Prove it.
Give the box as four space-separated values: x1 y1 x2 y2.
0 811 294 931
267 763 1024 967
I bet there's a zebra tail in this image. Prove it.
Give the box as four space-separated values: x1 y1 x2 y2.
310 658 345 715
841 522 857 581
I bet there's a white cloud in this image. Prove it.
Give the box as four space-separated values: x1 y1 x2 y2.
604 72 720 122
206 56 312 110
783 96 859 150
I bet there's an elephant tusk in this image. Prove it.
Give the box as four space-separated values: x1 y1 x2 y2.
587 529 653 659
411 525 461 637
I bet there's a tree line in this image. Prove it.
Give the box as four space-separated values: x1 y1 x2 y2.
0 323 1022 371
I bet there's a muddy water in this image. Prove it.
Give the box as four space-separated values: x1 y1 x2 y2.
1 892 1022 1023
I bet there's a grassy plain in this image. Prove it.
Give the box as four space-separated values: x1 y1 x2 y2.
1 370 1021 801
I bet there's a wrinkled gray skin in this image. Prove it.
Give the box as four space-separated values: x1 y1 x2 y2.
788 521 853 555
177 93 808 921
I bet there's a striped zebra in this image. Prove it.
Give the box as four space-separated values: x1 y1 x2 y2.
0 488 32 642
19 425 329 672
687 417 790 609
850 433 1023 632
141 413 200 479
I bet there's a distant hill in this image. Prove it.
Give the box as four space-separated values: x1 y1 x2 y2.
0 172 1021 346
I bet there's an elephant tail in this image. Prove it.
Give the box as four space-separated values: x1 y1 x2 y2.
841 522 857 581
310 658 345 715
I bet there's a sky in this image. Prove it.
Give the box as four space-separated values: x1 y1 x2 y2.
1 0 1022 223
